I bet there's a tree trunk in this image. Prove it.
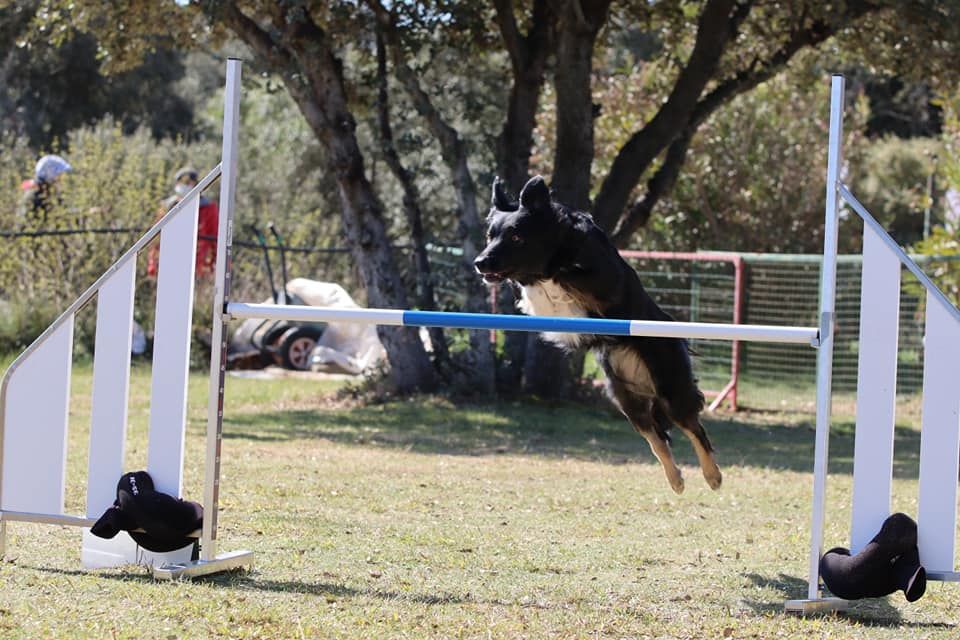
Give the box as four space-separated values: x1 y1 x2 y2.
329 159 436 393
222 4 436 393
522 338 580 398
372 1 494 393
551 0 610 210
493 0 554 193
494 283 526 391
521 0 610 397
374 27 450 367
492 0 555 391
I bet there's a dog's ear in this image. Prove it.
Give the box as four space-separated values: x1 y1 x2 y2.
519 175 551 213
491 177 517 212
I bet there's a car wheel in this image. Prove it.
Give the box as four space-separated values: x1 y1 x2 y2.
279 327 322 370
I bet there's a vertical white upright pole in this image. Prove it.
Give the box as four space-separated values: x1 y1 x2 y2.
202 58 241 562
805 74 845 601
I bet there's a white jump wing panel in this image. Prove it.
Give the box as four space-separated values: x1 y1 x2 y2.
1 318 74 514
916 296 960 575
148 194 199 498
850 226 901 553
86 260 136 518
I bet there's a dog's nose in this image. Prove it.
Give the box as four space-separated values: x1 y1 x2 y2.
474 255 491 272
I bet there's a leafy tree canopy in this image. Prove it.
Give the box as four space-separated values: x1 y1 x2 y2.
0 1 207 148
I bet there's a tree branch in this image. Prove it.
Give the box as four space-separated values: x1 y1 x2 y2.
492 0 525 75
221 4 349 148
690 5 878 131
607 1 885 241
218 3 293 75
591 0 750 232
610 129 693 247
367 0 483 256
493 0 554 191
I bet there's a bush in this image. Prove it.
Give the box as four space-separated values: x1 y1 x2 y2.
910 228 960 306
0 298 65 356
621 57 869 253
0 119 211 353
854 136 941 246
0 80 355 360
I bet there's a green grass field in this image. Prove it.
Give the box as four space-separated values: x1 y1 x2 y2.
0 363 957 639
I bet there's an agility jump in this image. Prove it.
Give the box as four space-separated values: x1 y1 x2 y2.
0 61 956 611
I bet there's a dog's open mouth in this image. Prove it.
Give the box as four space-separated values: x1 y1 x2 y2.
478 270 506 284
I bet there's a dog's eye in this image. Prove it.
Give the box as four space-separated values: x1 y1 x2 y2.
511 234 522 244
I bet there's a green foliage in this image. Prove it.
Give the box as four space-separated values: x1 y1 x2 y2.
905 90 960 307
624 58 869 253
0 297 63 355
0 119 201 352
619 58 944 255
854 136 941 246
911 228 959 306
0 2 198 149
0 72 367 357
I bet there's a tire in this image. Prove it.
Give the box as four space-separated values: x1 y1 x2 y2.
279 326 323 370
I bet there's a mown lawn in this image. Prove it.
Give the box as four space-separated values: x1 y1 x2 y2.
0 362 957 639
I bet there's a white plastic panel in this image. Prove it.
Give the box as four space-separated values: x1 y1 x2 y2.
81 530 194 569
81 530 139 568
916 296 960 574
850 226 901 553
86 260 136 518
147 195 199 498
1 318 74 514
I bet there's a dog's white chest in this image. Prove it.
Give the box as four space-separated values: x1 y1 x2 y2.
518 280 587 348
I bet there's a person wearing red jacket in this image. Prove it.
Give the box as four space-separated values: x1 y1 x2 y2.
147 166 219 278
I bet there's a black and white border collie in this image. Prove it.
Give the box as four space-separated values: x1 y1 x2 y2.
474 175 721 494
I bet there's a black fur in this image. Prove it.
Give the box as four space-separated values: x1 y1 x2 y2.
476 176 721 493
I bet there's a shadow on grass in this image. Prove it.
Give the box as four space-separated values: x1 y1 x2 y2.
225 574 474 606
742 572 956 629
24 563 478 606
223 396 922 477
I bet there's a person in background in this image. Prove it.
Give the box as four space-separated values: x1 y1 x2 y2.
19 154 72 224
147 166 220 278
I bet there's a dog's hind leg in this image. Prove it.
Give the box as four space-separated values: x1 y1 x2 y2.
606 378 684 494
656 403 722 490
640 425 685 495
680 419 722 490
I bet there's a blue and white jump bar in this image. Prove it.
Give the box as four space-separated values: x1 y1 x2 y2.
226 302 820 345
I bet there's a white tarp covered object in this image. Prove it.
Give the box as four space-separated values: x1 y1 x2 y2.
284 278 387 375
